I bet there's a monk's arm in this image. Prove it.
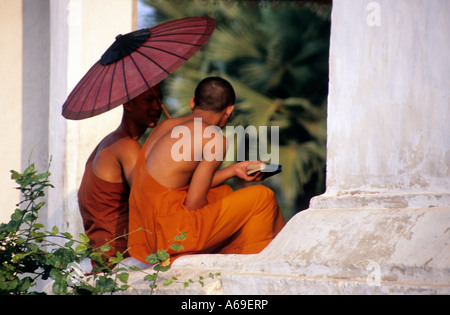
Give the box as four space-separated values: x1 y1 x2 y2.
185 158 222 210
210 166 235 187
118 140 142 187
185 129 225 210
207 131 263 186
211 161 265 187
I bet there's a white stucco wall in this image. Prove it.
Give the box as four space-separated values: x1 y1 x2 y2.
0 1 23 223
48 0 136 237
48 0 135 237
325 0 449 197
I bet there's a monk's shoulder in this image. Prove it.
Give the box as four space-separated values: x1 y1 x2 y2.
116 136 141 152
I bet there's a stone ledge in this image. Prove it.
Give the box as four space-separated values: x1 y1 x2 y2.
124 206 450 295
310 192 450 210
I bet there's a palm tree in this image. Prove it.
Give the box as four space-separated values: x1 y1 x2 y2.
141 0 331 220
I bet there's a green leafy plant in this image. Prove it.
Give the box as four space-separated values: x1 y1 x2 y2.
143 231 185 293
0 163 220 295
0 164 129 295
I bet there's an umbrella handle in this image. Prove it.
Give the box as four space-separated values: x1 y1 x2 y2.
161 104 172 119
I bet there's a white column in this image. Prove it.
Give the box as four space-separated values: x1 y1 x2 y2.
47 0 136 237
312 0 450 210
0 0 136 229
0 0 23 223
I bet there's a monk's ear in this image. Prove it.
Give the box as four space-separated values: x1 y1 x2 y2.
225 105 235 117
189 97 195 110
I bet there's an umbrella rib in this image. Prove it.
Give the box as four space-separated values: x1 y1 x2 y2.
151 21 215 35
107 62 118 110
149 39 202 47
64 62 102 111
87 65 111 118
75 66 107 120
134 50 170 75
140 45 188 60
122 59 130 102
151 32 213 38
128 54 151 90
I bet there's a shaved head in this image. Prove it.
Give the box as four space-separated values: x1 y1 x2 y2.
194 77 236 112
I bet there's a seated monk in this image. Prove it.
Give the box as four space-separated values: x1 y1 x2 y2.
128 77 285 263
78 85 163 263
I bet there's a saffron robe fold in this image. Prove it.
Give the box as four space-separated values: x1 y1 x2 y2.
128 143 285 263
78 149 130 260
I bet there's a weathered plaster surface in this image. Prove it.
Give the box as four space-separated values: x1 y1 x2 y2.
325 0 449 195
122 207 449 295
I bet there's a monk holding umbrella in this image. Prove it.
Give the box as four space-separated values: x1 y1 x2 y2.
62 17 216 264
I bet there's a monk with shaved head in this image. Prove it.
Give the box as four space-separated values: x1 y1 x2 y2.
78 85 163 264
128 77 285 262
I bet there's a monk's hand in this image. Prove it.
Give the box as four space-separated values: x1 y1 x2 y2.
233 161 264 182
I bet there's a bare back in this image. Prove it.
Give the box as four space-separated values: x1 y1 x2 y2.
92 131 141 186
145 115 226 190
145 117 200 189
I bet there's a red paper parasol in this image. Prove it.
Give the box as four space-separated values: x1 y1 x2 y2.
62 17 215 120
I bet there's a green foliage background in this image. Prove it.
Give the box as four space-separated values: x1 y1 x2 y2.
142 0 331 220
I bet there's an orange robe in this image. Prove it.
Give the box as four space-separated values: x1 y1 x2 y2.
128 144 285 263
78 149 130 261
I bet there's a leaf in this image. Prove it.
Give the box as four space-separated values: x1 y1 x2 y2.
153 264 170 272
145 253 159 264
52 280 67 295
208 272 221 278
89 252 104 264
144 274 157 282
108 251 124 265
34 202 46 211
60 232 73 239
18 277 32 292
156 249 170 262
32 223 45 229
23 164 36 176
163 279 173 286
170 243 183 251
75 243 88 254
173 231 187 241
6 279 19 291
51 225 59 235
100 244 110 253
79 233 89 244
64 240 74 248
10 170 21 180
128 266 141 271
95 276 117 294
30 231 45 243
117 272 129 284
11 209 24 222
